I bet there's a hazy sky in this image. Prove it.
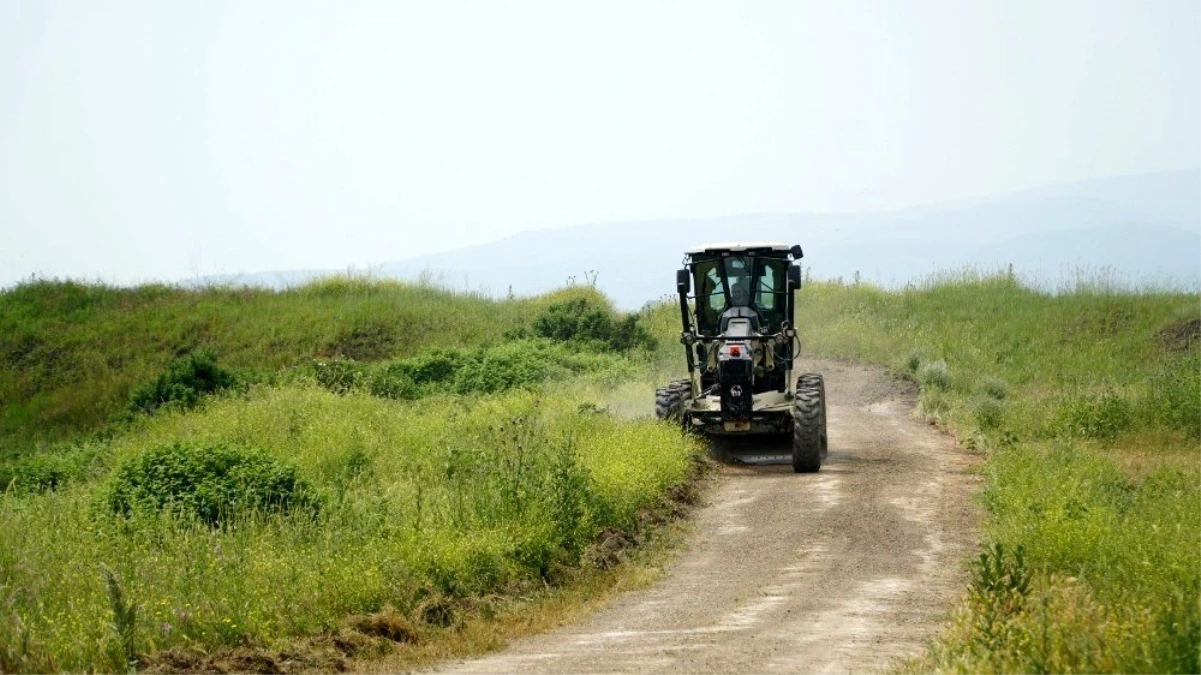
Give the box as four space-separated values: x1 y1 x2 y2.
1 0 1198 286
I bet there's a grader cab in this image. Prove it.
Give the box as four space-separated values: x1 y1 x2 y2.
654 243 828 472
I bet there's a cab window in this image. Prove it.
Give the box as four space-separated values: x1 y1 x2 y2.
693 260 726 333
757 263 777 309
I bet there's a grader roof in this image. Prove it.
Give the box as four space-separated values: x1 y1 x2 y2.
685 242 792 255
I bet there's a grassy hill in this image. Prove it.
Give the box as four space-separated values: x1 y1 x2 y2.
782 272 1199 673
0 276 583 455
0 277 700 672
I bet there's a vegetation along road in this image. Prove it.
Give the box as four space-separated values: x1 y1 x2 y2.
438 358 980 674
2 274 1196 673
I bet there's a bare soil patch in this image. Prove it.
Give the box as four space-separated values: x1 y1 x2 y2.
1157 317 1201 352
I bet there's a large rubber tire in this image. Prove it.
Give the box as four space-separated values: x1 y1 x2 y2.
655 378 692 429
792 373 828 473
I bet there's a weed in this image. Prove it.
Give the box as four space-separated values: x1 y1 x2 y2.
905 349 923 374
972 396 1005 430
324 321 398 361
978 375 1008 400
0 596 53 673
128 350 238 415
1141 351 1201 439
967 543 1030 652
102 442 322 526
918 359 952 391
1057 390 1134 440
312 357 366 394
101 565 137 672
533 297 656 352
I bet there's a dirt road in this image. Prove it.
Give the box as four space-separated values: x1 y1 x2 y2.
439 359 980 674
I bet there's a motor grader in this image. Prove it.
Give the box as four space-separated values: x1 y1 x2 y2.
655 242 828 472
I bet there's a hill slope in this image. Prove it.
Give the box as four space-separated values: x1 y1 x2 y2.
0 278 700 673
0 277 589 453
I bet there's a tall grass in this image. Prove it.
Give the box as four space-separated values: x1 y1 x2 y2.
0 384 700 672
725 271 1199 674
0 277 692 672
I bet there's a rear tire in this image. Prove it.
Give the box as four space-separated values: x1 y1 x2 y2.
792 373 827 473
655 378 693 430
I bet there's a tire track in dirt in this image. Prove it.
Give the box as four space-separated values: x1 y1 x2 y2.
436 359 981 674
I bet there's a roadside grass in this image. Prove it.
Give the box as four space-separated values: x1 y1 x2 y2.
0 277 699 673
767 271 1200 674
0 383 701 672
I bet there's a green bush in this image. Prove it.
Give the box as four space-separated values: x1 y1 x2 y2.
454 342 560 395
1141 352 1201 439
964 542 1032 653
1 454 75 493
905 349 923 374
972 396 1006 430
1057 390 1134 440
128 350 238 415
102 442 321 526
979 375 1009 400
359 340 630 400
0 443 104 494
533 297 655 352
918 359 952 391
324 321 397 361
367 348 472 400
312 357 366 394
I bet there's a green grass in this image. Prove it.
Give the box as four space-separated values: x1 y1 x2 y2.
7 271 1197 673
765 271 1199 673
0 277 697 672
0 384 700 672
0 277 619 455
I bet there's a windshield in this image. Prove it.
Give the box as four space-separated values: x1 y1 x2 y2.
693 256 788 334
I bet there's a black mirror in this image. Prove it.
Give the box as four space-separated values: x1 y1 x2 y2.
790 244 804 260
788 265 802 289
676 269 691 293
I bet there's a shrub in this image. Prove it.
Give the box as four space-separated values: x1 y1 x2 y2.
312 357 366 394
2 455 70 493
362 340 629 399
367 366 422 400
972 396 1005 430
1057 390 1134 440
533 297 655 352
454 343 560 395
398 348 469 384
0 443 105 494
367 348 472 399
979 376 1008 400
942 542 1035 663
918 359 952 391
128 350 238 415
102 442 321 526
324 321 397 361
905 349 923 374
1141 353 1201 439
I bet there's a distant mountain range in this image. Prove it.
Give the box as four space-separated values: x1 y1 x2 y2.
195 170 1201 309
